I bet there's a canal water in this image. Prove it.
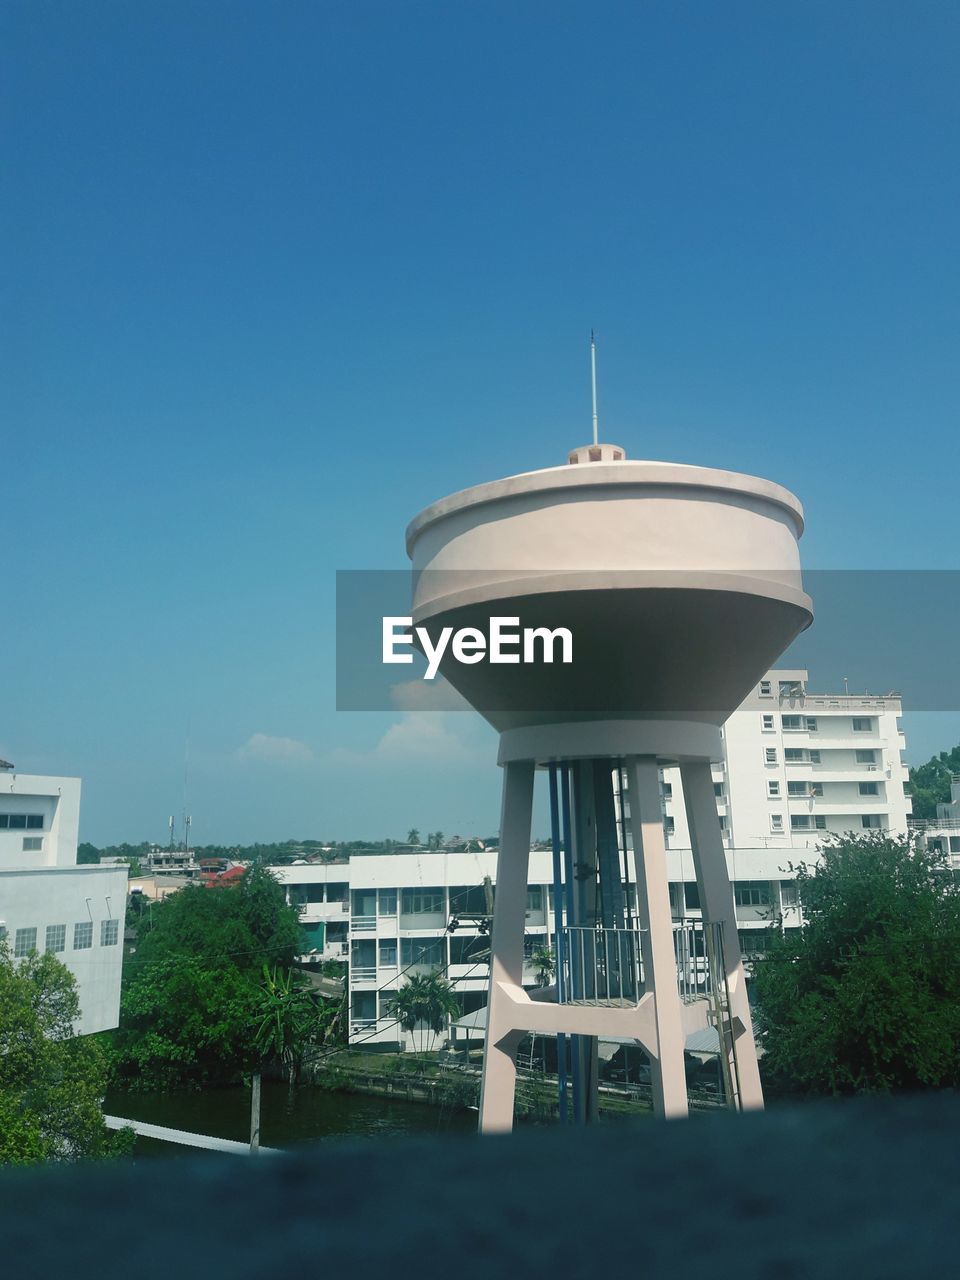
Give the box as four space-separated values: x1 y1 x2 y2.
105 1081 476 1159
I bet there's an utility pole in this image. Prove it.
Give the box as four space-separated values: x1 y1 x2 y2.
249 1069 261 1154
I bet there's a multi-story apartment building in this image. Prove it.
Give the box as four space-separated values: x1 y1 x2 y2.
276 668 914 1051
275 850 556 1050
0 764 126 1034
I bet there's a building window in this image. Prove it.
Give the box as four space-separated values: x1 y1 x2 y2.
781 882 799 908
378 889 398 915
14 927 37 958
787 781 807 797
453 934 489 965
379 991 398 1021
45 924 66 953
809 750 821 764
791 815 813 830
816 815 827 829
326 883 348 903
718 815 728 831
684 881 701 910
734 882 770 907
770 814 784 832
950 837 960 854
806 717 818 732
738 929 771 955
378 938 398 968
351 991 377 1026
859 782 879 796
22 837 43 852
101 919 119 946
400 889 444 915
764 748 778 765
713 782 724 797
759 680 772 696
73 921 93 950
768 781 781 797
929 839 945 853
861 814 882 829
762 714 775 731
400 936 445 968
782 715 802 730
784 748 804 762
526 886 543 911
856 749 876 764
779 680 803 697
290 884 325 905
0 814 43 829
852 717 873 732
663 816 675 836
661 782 673 799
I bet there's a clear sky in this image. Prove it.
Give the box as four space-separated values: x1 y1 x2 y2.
3 1 958 844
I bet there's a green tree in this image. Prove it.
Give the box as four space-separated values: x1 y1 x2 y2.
752 833 960 1097
112 862 304 1089
531 944 556 988
113 954 261 1089
909 744 960 820
253 964 330 1087
407 828 421 845
393 970 461 1058
77 842 100 865
0 943 134 1164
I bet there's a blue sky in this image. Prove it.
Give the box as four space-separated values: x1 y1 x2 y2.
3 1 958 844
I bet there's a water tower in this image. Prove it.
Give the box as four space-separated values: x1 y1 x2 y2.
405 432 812 1131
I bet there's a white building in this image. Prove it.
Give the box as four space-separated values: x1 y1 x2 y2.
0 766 126 1034
647 667 911 956
276 667 914 1052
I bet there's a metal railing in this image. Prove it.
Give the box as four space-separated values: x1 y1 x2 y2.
559 926 643 1005
351 966 376 982
351 915 377 932
557 921 726 1007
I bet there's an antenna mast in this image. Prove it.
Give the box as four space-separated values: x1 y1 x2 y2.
590 330 599 446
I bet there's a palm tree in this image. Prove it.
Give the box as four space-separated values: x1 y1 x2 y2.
393 970 461 1059
407 828 421 845
252 964 321 1088
531 944 556 988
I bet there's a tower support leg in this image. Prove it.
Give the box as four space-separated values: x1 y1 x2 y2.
680 759 764 1111
624 755 689 1119
479 759 535 1134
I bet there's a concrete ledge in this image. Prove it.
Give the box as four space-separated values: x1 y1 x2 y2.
3 1094 959 1277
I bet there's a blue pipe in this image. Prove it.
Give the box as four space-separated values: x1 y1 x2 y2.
548 763 568 1125
560 762 582 1123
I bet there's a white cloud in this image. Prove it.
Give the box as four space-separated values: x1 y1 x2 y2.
389 678 472 712
373 713 476 763
236 733 315 765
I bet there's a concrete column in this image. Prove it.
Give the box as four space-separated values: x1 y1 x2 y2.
680 758 764 1112
479 759 535 1134
624 755 688 1120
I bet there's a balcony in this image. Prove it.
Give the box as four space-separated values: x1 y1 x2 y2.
556 921 727 1008
352 966 377 983
351 915 377 933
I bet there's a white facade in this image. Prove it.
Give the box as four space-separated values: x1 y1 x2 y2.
627 667 911 956
275 667 915 1053
276 850 556 1050
0 769 126 1035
